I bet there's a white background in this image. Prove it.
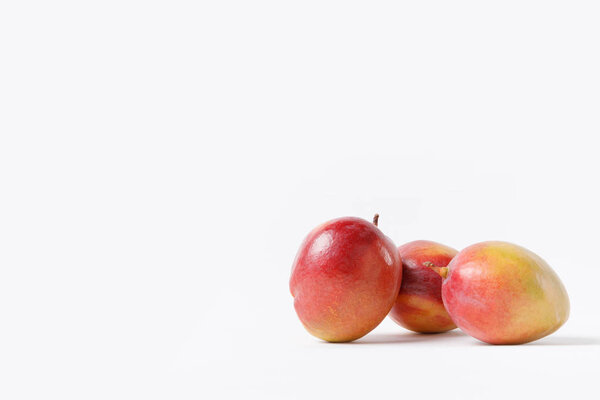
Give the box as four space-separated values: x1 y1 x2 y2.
1 1 599 399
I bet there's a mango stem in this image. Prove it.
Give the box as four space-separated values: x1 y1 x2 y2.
372 213 379 227
423 261 449 279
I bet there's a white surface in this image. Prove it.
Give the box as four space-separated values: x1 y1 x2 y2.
1 1 599 399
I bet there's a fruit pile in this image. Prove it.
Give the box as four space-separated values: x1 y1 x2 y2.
290 215 569 344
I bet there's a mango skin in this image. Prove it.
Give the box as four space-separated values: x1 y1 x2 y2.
389 240 457 333
290 217 402 342
442 241 569 345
